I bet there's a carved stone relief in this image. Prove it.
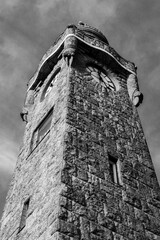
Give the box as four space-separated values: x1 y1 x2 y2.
127 73 143 107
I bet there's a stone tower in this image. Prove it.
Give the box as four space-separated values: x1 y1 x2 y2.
1 22 160 240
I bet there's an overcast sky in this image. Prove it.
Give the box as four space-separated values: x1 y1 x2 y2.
0 0 160 218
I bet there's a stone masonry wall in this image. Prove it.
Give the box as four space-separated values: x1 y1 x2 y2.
1 49 160 240
0 58 69 240
55 53 160 240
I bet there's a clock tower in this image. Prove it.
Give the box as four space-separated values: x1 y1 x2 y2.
1 22 160 240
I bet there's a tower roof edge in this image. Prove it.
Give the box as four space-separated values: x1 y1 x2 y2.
28 23 137 90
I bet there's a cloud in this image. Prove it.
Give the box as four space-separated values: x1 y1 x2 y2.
0 133 18 171
148 66 160 91
0 170 12 218
0 133 18 218
68 0 118 27
102 0 160 63
36 0 118 27
0 136 16 218
0 0 21 13
0 37 36 145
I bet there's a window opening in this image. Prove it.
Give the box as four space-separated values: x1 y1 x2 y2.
41 68 61 101
18 198 30 232
31 108 53 150
108 155 120 184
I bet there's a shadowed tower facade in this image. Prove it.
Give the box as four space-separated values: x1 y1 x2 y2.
1 22 160 240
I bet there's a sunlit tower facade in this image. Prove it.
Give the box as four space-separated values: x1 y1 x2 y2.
1 22 160 240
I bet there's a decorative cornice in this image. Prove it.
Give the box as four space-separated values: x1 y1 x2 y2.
77 21 109 44
28 24 137 90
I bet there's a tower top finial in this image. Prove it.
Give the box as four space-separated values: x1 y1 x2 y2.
78 21 85 26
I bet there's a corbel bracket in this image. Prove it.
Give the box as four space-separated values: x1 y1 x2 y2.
20 107 28 123
127 73 143 107
63 35 77 67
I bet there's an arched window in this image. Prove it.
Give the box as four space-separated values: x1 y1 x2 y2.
108 154 122 185
31 108 53 151
18 197 30 232
86 64 116 91
41 68 61 101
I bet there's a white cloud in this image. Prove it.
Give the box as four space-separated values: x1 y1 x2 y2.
36 0 119 28
0 135 18 173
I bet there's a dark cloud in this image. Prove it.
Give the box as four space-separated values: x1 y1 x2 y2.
0 0 160 219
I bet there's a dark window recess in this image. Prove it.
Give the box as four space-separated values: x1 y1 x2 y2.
18 198 30 232
108 155 120 184
41 68 61 101
31 108 53 150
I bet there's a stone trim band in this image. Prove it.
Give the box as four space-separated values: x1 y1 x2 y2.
28 30 136 91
